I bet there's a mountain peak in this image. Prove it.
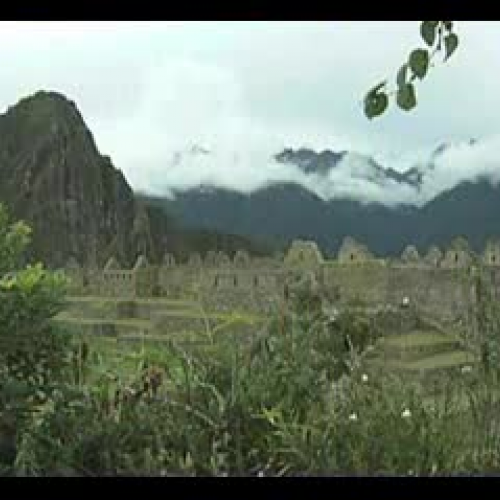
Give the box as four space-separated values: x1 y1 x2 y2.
0 90 158 267
5 90 79 118
275 147 346 175
1 90 89 149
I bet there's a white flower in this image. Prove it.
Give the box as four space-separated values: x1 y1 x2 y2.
257 471 265 477
349 412 358 422
402 296 410 307
461 365 472 374
401 408 411 419
361 374 369 383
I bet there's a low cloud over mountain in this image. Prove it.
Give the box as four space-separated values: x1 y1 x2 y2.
147 136 500 208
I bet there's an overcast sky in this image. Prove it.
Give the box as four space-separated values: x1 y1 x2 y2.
1 21 499 204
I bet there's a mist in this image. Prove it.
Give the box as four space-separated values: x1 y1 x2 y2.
0 21 499 206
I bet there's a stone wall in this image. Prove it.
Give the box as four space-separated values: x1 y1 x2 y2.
337 236 373 264
65 236 500 320
322 261 390 306
284 240 323 269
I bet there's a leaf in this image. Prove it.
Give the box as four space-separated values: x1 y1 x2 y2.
396 83 417 111
363 83 388 119
397 64 408 87
408 49 429 79
367 80 387 96
444 33 459 61
420 21 439 46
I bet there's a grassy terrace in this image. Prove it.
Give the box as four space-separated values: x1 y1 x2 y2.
53 315 152 328
62 296 265 322
400 350 477 372
381 331 460 348
64 296 198 305
55 310 264 324
322 259 388 267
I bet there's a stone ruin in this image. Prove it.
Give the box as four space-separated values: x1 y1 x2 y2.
204 250 219 268
64 256 84 291
188 252 202 268
163 252 176 268
233 249 251 268
284 240 324 268
440 237 472 269
62 234 500 318
424 246 442 267
401 245 420 264
482 239 500 267
337 236 373 264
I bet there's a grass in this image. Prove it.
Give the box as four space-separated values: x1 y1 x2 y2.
53 315 152 328
65 295 197 305
402 350 477 371
381 331 460 348
62 296 265 323
73 333 183 384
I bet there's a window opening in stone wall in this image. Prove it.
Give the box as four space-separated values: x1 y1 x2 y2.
455 253 458 263
350 254 354 261
233 276 237 287
254 276 259 287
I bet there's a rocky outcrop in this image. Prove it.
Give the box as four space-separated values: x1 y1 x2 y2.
0 91 157 267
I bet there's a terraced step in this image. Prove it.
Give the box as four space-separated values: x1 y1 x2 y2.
388 350 477 372
63 296 201 321
377 331 463 361
366 349 478 387
66 296 198 306
53 315 153 337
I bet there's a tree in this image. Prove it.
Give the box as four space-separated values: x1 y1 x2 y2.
0 203 72 473
364 21 459 119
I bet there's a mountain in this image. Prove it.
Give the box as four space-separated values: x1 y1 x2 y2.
2 90 496 264
150 184 410 256
274 147 421 187
151 145 500 257
0 91 147 267
0 91 268 268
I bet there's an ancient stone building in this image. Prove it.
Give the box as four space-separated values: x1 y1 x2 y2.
217 251 231 267
133 255 157 297
401 245 420 264
68 234 500 320
101 257 134 297
284 240 324 268
424 246 443 267
440 237 472 269
204 250 219 268
188 252 202 268
99 254 156 297
104 256 120 271
201 267 285 313
337 236 373 264
233 249 251 268
482 239 500 267
163 252 176 267
63 256 84 292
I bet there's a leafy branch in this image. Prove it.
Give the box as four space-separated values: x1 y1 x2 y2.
364 21 459 119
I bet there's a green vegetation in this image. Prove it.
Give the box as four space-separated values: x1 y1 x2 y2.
5 202 500 475
364 21 459 119
0 204 73 474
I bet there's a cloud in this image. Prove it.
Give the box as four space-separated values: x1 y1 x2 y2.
419 135 500 202
0 21 499 206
